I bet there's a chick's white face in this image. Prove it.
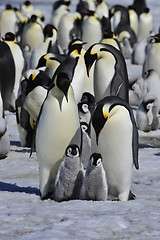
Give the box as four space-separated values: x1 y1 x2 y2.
66 146 79 158
90 156 102 167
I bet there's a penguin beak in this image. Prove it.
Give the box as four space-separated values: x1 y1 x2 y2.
84 48 97 77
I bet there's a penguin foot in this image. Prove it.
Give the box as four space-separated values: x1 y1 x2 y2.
128 190 136 200
40 192 54 200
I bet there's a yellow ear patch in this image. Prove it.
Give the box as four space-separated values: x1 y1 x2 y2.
43 55 47 60
32 74 36 81
102 104 109 119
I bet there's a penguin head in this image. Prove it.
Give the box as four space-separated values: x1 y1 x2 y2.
150 33 160 43
30 15 38 23
68 39 87 55
43 24 57 39
84 44 98 77
55 72 71 102
3 32 16 41
92 96 130 145
78 102 89 114
65 144 80 158
90 153 102 167
24 1 32 6
80 92 95 114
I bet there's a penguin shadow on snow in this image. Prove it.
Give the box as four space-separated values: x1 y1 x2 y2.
9 140 32 153
0 181 40 196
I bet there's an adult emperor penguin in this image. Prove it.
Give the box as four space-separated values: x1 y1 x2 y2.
0 4 17 38
51 3 69 29
21 15 44 52
54 144 84 201
80 153 108 201
16 69 51 146
84 43 129 103
91 96 139 201
95 0 109 19
57 12 82 54
143 33 160 78
36 71 81 199
20 1 34 19
3 32 25 111
81 10 102 50
29 24 59 69
137 8 154 42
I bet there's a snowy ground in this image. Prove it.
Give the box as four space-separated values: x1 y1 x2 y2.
0 0 160 239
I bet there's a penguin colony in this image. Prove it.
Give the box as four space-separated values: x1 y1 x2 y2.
0 0 159 201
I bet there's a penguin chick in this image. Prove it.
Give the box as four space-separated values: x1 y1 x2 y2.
80 122 91 169
54 144 84 202
80 153 108 201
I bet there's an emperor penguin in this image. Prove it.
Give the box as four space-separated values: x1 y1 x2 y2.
57 12 82 54
80 153 108 201
20 1 34 19
91 96 139 201
29 24 59 69
128 5 139 37
50 4 69 29
95 0 109 19
21 15 44 52
132 37 148 65
136 93 160 132
84 43 129 103
131 0 147 17
36 71 81 199
0 4 17 38
81 10 102 50
0 118 10 159
54 144 84 202
137 8 154 42
3 32 25 111
80 122 91 170
143 33 160 78
16 69 51 146
100 29 121 51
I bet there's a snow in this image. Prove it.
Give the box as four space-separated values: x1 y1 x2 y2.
0 0 160 239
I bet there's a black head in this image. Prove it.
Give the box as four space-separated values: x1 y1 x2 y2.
43 24 57 38
68 39 86 55
30 15 37 23
90 153 102 166
65 144 80 158
3 32 15 41
56 72 71 102
84 44 97 77
24 1 31 6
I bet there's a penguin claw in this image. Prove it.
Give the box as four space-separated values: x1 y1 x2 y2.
128 190 136 200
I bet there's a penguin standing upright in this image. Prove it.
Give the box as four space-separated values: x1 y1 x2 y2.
84 43 129 103
51 3 69 29
82 10 102 50
29 24 59 69
0 4 17 38
36 72 81 199
137 8 154 42
54 144 84 202
21 15 44 52
57 12 82 54
3 32 25 111
91 96 139 201
20 1 34 19
80 153 108 201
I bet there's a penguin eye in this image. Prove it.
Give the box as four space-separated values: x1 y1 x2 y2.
96 158 102 166
82 104 89 113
